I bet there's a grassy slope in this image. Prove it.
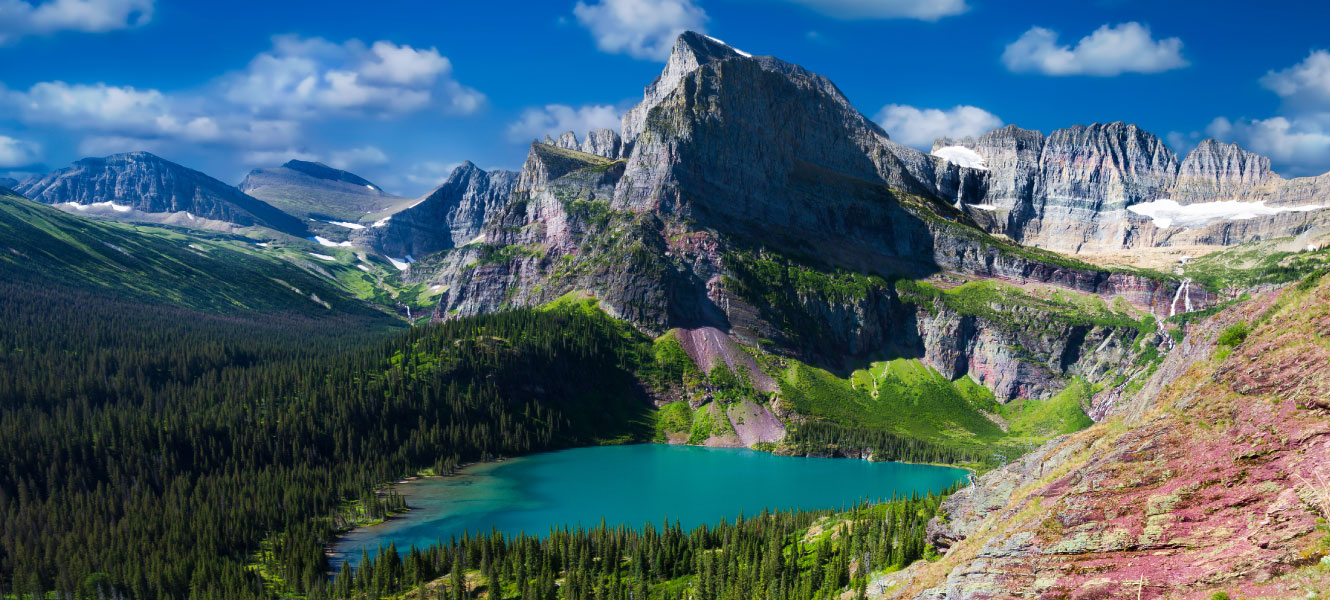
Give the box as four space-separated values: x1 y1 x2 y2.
0 190 429 318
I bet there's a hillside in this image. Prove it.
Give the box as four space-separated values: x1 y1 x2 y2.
0 188 423 319
888 269 1330 598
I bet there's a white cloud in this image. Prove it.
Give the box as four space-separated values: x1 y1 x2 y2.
1002 22 1187 77
3 81 302 149
1 35 484 163
874 104 1002 149
221 35 485 119
779 0 967 21
573 0 707 61
1201 50 1330 177
506 104 624 142
329 146 389 170
0 135 41 167
1206 115 1330 177
0 0 153 44
1259 50 1330 111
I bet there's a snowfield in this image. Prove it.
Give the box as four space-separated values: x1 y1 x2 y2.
931 146 987 170
1128 199 1326 229
307 252 336 261
387 255 414 271
325 220 366 230
966 203 999 211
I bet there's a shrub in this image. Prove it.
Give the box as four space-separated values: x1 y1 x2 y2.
1217 322 1250 348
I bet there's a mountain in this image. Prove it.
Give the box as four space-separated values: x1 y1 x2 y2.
933 124 1330 254
238 159 415 223
351 161 518 260
0 186 391 316
17 151 308 236
902 270 1330 598
410 31 1203 413
0 177 17 189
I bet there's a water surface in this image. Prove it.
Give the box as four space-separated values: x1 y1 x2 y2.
331 444 967 569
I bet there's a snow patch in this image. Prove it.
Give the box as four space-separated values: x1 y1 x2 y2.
365 185 375 190
372 216 392 228
311 236 353 247
255 242 270 248
64 201 134 213
966 203 999 211
387 256 414 271
308 252 336 261
1128 199 1326 229
931 146 987 170
704 35 752 57
356 264 371 272
325 220 366 230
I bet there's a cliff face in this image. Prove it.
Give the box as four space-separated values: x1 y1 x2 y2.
18 152 306 235
902 280 1330 599
418 32 1198 403
353 162 517 259
938 127 1330 254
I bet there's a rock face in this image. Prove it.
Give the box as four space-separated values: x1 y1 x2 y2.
418 32 1199 403
907 284 1330 599
18 152 306 235
353 162 517 259
939 126 1330 253
238 160 409 222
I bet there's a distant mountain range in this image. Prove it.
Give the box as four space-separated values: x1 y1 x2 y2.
17 152 308 236
239 159 415 223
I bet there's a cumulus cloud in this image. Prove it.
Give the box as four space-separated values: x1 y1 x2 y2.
1002 22 1187 77
1199 51 1330 177
779 0 967 21
1259 49 1330 111
506 104 624 142
0 135 42 167
574 0 707 60
221 35 485 119
875 104 1002 149
0 0 153 44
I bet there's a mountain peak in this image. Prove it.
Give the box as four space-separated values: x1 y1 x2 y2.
621 31 756 142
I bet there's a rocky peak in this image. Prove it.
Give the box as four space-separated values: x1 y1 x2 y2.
1174 138 1274 201
353 161 517 258
621 31 753 143
516 142 614 193
580 128 623 159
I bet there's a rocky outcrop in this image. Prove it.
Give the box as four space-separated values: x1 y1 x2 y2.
18 152 307 235
353 162 517 259
939 125 1330 254
238 160 408 222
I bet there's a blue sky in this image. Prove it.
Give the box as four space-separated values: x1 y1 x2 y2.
3 0 1330 196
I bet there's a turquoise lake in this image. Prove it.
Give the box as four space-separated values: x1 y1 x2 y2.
330 444 968 570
